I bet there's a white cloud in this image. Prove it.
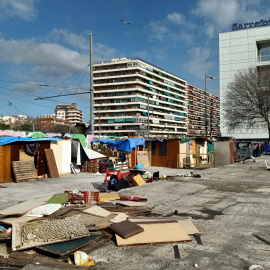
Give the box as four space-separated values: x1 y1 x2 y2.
0 38 87 77
147 20 170 41
146 12 194 44
48 29 89 51
167 12 184 25
0 30 117 83
192 0 269 37
184 46 215 79
47 29 117 60
0 0 38 21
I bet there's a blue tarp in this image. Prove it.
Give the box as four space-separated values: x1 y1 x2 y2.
93 138 146 153
0 137 59 146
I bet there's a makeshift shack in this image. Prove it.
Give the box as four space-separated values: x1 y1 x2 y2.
93 138 146 169
178 138 214 168
214 139 235 167
0 137 58 183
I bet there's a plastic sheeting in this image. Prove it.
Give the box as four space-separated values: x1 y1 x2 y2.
93 138 146 153
0 137 58 146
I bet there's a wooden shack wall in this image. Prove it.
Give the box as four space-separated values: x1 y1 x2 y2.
0 145 11 183
0 141 50 183
151 140 180 168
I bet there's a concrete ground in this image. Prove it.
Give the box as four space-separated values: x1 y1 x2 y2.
1 156 270 270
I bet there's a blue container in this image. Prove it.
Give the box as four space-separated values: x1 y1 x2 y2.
135 164 144 169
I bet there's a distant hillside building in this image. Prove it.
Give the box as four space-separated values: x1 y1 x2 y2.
0 115 28 125
54 103 83 124
37 115 73 129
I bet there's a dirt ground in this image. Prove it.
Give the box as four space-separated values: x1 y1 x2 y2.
1 155 270 270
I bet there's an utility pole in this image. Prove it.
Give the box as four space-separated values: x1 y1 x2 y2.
89 33 94 135
147 95 150 138
204 74 215 140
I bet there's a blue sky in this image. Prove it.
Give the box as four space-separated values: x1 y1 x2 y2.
0 0 269 122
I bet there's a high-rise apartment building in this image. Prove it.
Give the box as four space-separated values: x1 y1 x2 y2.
54 103 83 125
93 58 188 137
220 20 270 139
187 85 220 137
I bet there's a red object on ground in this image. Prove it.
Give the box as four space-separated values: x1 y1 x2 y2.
104 170 122 183
146 177 153 183
65 190 99 204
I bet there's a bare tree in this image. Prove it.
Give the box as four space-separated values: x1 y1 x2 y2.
224 67 270 139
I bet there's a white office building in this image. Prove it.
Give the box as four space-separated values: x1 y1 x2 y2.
219 19 270 139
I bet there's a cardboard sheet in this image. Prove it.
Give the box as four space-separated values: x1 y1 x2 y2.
132 174 146 186
0 215 37 225
116 201 147 207
83 205 111 218
25 204 62 217
136 151 149 167
178 219 201 235
110 213 129 223
129 218 200 235
115 222 192 246
63 210 115 228
99 192 120 201
0 196 52 216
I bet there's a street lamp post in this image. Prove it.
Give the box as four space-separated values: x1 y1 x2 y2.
204 74 215 140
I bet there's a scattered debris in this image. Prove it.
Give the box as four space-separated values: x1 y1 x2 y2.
173 244 181 259
252 233 270 245
249 265 263 270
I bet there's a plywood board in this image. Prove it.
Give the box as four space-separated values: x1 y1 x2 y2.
115 222 192 246
12 214 90 251
12 161 38 182
25 204 62 217
44 149 59 178
132 174 146 186
178 219 201 235
19 150 34 162
83 205 111 218
136 151 149 167
0 196 52 216
0 215 37 225
110 213 129 223
99 192 120 201
116 201 146 207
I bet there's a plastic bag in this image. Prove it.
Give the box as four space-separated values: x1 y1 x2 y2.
74 251 94 266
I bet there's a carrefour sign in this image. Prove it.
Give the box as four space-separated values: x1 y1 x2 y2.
232 19 270 31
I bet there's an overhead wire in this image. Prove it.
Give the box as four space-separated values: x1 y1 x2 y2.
0 79 89 91
37 64 90 98
0 90 55 109
57 64 89 96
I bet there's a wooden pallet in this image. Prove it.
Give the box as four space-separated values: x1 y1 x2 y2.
12 161 38 183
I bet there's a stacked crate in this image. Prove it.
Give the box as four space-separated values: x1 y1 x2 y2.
81 161 99 173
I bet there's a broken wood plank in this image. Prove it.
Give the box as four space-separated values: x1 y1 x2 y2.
44 149 59 178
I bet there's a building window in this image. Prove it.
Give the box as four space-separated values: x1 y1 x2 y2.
257 41 270 62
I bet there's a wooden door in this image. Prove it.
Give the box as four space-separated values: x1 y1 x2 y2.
0 145 11 183
37 142 50 176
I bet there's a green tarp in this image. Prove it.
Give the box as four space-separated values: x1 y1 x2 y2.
180 138 196 143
